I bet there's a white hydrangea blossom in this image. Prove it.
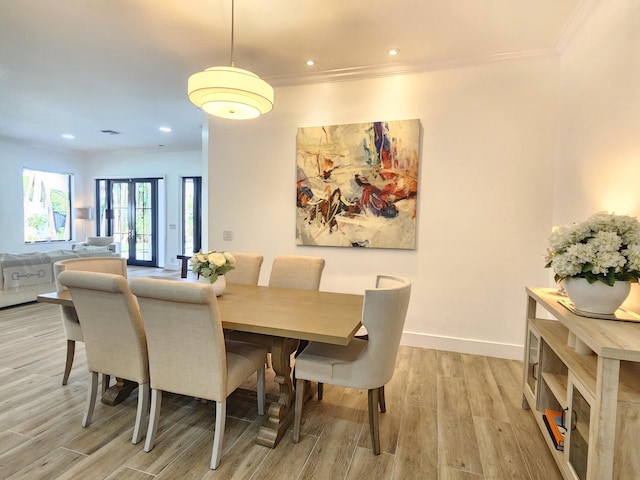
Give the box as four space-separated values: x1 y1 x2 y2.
625 244 640 271
590 231 622 252
590 251 626 275
545 212 640 285
550 254 582 278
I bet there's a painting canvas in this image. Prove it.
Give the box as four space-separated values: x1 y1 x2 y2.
296 119 420 249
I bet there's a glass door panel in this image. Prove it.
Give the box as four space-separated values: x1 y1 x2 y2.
568 382 591 480
134 181 153 262
181 176 201 255
111 182 131 258
526 329 539 395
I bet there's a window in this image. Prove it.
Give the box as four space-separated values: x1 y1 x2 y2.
23 168 72 242
182 177 202 255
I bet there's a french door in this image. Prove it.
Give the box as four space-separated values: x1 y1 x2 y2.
96 178 159 267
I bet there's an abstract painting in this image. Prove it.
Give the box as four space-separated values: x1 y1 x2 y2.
296 119 420 249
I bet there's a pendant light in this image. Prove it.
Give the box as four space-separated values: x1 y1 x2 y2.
187 0 274 120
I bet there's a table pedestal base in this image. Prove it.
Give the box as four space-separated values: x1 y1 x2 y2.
101 378 137 405
255 336 318 448
257 380 315 447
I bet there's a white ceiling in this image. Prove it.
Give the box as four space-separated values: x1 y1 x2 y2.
0 0 586 154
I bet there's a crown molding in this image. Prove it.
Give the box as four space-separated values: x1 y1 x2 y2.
554 0 601 52
266 48 560 87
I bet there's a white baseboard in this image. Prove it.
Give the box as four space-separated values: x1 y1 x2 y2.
401 331 523 360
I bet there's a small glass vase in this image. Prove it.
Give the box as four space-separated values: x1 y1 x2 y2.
197 274 226 296
562 277 630 315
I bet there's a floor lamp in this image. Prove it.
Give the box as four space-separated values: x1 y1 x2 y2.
74 207 92 241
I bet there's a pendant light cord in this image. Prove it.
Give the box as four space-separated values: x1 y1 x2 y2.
230 0 235 67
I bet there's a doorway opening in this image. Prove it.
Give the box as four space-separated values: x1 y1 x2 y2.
96 178 160 267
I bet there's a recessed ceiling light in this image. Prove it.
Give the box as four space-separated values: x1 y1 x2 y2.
61 133 75 140
388 48 399 56
159 126 172 133
306 60 315 66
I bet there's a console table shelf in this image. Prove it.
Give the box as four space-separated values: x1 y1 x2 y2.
541 371 568 408
522 287 640 480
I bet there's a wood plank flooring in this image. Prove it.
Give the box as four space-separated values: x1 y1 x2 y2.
0 269 562 479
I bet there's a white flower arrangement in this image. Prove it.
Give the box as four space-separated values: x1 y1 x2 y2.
544 212 640 286
190 250 236 283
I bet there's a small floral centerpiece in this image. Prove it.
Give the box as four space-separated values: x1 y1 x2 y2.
190 250 236 283
544 212 640 286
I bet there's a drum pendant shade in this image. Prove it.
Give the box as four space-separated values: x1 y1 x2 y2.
188 66 274 120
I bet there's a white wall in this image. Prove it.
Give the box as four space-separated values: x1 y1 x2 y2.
87 149 201 269
207 56 560 359
556 0 640 310
0 138 89 253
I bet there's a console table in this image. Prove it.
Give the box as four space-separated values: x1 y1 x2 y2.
522 287 640 480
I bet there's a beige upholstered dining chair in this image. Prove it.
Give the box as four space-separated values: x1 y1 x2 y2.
54 257 128 385
57 270 150 445
224 252 263 285
129 277 268 470
268 255 325 290
292 275 411 455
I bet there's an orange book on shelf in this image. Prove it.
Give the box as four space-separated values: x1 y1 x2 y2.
543 409 566 450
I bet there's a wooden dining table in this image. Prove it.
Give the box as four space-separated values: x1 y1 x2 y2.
37 281 364 448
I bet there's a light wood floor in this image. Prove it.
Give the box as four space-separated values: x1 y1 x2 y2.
0 271 562 480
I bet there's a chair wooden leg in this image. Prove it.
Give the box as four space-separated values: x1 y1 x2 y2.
82 371 98 428
368 388 381 455
144 389 162 452
378 385 386 413
62 340 75 385
293 378 305 443
211 401 226 469
317 382 323 400
132 382 150 445
257 365 266 415
292 340 308 386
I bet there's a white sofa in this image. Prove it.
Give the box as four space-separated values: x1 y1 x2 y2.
0 247 120 308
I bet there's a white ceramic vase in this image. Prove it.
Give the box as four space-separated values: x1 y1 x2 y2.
562 277 630 315
198 274 226 296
